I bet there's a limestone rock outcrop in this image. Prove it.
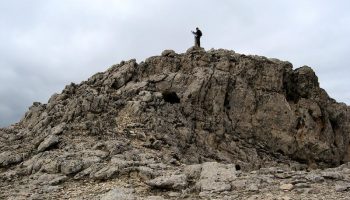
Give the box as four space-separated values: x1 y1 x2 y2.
0 48 349 199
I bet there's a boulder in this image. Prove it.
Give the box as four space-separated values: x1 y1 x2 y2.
101 188 135 200
60 159 83 175
37 135 59 152
197 162 237 192
147 174 188 190
0 151 22 167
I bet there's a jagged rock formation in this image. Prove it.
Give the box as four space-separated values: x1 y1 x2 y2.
1 47 350 199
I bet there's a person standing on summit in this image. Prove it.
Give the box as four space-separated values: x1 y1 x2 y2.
191 27 202 47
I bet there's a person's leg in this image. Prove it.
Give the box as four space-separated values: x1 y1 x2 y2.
198 38 200 47
195 37 200 47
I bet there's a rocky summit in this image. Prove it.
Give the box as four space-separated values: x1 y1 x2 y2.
1 47 350 199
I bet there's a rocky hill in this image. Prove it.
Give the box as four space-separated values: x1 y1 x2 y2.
1 47 350 199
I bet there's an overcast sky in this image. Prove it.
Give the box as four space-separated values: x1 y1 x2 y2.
0 0 349 127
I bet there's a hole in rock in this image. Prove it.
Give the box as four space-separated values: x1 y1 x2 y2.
277 149 284 155
162 91 180 104
235 164 241 171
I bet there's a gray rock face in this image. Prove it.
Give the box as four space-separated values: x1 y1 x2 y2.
147 174 188 190
13 48 349 167
101 188 135 200
37 135 59 152
321 171 344 180
60 159 83 175
335 182 350 192
0 48 350 199
91 165 119 180
0 151 22 167
197 162 236 193
36 173 68 186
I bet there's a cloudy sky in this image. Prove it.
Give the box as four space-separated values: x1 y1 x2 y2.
0 0 349 127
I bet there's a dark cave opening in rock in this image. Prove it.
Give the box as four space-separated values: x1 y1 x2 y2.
162 91 180 104
235 164 241 171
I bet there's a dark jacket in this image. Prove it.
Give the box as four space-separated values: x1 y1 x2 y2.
192 29 202 38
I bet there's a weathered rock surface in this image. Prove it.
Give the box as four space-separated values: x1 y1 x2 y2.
100 188 136 200
197 162 237 193
37 134 59 152
0 151 22 167
147 174 188 190
0 47 349 199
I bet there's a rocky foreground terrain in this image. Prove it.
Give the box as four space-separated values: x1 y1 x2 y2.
1 47 350 199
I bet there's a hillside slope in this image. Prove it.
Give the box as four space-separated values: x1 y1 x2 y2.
1 47 349 199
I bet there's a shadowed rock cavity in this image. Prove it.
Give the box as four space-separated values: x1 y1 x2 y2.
162 91 180 104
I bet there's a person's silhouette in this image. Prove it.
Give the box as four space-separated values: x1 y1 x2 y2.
191 27 202 47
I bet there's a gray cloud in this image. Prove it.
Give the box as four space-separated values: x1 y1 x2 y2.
1 0 349 127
